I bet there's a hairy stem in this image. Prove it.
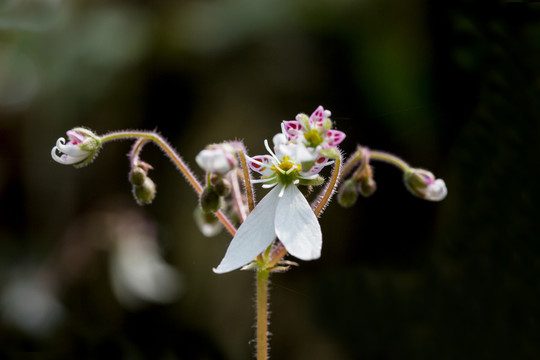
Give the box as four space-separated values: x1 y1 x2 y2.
313 155 342 217
230 170 248 222
239 150 255 212
369 149 410 172
101 130 237 236
256 269 270 360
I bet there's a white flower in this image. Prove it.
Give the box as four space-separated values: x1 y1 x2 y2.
108 211 182 309
51 128 101 167
110 235 182 309
213 182 322 273
196 145 236 174
423 178 447 201
404 168 447 201
213 139 328 274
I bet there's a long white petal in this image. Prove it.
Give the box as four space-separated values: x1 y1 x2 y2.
50 147 87 165
275 185 322 261
55 138 89 157
213 185 282 273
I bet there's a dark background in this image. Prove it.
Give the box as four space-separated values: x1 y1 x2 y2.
0 0 539 359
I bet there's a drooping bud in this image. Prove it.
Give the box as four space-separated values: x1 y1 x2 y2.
200 186 221 213
129 167 147 186
404 168 447 201
133 177 156 205
212 177 232 197
337 180 359 208
51 127 102 167
358 177 377 197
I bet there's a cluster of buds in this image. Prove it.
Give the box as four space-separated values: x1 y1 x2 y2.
338 147 376 208
129 161 156 206
196 143 237 214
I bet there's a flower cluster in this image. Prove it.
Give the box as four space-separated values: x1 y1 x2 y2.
213 106 345 273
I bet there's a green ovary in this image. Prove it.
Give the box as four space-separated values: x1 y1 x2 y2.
271 156 301 185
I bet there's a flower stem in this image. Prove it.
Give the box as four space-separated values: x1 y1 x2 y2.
341 146 363 178
239 150 255 212
256 268 270 360
229 170 248 222
100 130 237 236
313 155 342 217
369 149 410 172
102 130 203 194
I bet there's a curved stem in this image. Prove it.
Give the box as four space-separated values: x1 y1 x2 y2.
129 138 150 168
100 130 237 236
340 146 363 178
102 131 203 194
313 155 342 217
369 149 410 172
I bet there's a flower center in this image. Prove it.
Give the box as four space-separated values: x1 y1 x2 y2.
303 129 323 147
271 156 301 185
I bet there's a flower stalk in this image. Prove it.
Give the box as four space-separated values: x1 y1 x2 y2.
256 268 270 360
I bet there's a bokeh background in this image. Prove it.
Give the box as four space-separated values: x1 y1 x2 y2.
1 0 539 359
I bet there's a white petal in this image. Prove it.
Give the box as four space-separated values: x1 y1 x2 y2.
50 147 87 165
275 185 322 261
55 138 89 157
195 149 232 174
272 133 287 146
294 143 317 163
425 179 447 201
213 185 282 273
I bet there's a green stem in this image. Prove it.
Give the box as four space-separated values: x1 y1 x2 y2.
256 269 270 360
369 149 410 172
341 146 363 178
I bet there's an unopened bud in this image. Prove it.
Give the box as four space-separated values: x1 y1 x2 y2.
51 127 102 167
404 168 447 201
196 145 236 175
319 147 340 160
200 186 221 213
212 177 232 197
337 180 359 208
358 177 377 197
133 177 156 205
129 167 146 186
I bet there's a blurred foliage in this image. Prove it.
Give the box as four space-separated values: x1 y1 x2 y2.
1 0 539 359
